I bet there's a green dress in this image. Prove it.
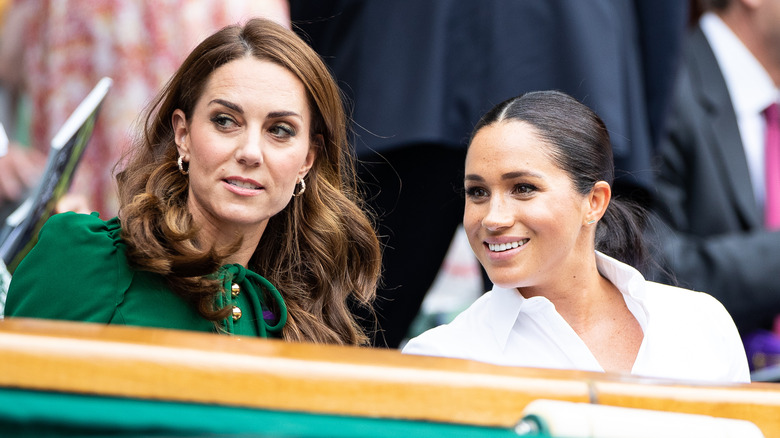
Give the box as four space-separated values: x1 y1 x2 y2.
5 212 286 337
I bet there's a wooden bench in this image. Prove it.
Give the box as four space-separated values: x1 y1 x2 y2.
0 318 778 436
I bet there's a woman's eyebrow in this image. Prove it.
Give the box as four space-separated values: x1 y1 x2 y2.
267 110 301 119
501 170 542 180
209 99 243 113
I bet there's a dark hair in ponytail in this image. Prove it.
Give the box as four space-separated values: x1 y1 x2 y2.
470 90 649 270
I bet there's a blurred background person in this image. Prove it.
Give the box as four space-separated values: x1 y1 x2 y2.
648 0 780 373
291 0 689 348
0 0 46 218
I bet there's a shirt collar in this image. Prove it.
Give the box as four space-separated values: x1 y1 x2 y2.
485 251 649 348
594 252 645 300
485 284 527 348
700 12 778 115
595 251 649 332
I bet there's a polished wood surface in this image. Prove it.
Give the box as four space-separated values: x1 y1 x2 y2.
0 318 779 436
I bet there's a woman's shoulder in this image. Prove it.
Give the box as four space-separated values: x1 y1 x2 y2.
402 322 462 357
639 281 749 383
644 281 728 313
5 212 131 322
402 291 497 358
642 281 742 344
41 212 123 245
21 212 126 270
600 252 731 319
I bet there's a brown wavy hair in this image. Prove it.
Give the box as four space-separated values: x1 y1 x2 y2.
115 18 381 345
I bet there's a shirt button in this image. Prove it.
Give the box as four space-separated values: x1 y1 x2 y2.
232 306 242 322
231 283 240 298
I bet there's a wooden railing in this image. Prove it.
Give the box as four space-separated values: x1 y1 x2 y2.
1 317 779 436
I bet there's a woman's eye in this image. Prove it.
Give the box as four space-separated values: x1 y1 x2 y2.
211 114 236 128
513 183 536 195
465 186 488 199
269 123 296 138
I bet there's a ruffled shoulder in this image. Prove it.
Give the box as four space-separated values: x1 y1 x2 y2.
101 215 124 245
42 212 124 247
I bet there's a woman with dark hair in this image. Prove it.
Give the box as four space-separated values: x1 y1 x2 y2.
403 90 749 382
5 18 381 345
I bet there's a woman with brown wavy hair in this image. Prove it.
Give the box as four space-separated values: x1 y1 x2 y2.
5 18 381 345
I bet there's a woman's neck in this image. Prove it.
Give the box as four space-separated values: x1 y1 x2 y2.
195 220 266 268
518 254 643 373
518 252 614 331
553 274 624 335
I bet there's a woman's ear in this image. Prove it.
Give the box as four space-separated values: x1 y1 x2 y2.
172 109 189 157
584 181 611 225
299 134 321 178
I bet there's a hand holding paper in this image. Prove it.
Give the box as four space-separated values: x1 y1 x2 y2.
0 141 46 203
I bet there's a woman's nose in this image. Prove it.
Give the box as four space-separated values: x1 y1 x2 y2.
481 196 513 230
235 130 263 166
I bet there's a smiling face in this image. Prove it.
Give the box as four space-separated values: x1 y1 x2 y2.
464 121 596 293
173 56 316 247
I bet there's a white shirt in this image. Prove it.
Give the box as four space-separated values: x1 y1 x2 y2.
403 252 750 383
700 12 780 209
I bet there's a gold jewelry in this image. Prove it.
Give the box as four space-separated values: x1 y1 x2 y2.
178 155 189 175
587 219 596 225
293 178 306 197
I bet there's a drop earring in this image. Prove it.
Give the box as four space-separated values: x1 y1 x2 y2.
178 155 189 175
293 178 306 197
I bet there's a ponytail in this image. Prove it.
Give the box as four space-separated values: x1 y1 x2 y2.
595 196 651 274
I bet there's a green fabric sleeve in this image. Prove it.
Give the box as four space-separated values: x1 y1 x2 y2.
5 212 131 323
